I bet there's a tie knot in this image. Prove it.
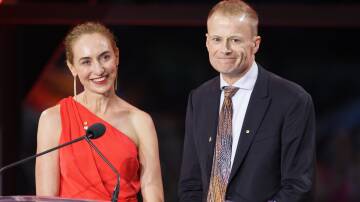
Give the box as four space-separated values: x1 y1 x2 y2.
223 86 239 99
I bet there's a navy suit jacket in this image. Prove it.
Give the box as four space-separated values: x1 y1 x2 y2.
178 66 316 202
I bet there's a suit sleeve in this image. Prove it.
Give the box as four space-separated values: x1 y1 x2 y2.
178 91 203 202
272 93 316 202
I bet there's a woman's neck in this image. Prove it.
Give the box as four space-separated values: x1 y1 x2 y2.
76 90 116 115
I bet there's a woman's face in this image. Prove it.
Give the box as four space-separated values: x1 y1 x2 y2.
68 32 119 95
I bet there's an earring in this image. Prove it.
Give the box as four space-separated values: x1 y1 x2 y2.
115 76 118 91
73 75 77 99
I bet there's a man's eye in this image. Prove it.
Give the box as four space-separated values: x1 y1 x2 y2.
231 38 241 43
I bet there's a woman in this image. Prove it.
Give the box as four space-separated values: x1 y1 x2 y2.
36 22 164 202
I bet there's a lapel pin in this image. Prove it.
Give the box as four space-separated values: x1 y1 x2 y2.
83 121 88 130
245 130 250 134
209 137 212 142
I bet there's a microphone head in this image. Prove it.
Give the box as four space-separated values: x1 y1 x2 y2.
86 123 106 139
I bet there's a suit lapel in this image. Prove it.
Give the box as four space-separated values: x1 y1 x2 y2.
203 77 221 178
229 66 271 183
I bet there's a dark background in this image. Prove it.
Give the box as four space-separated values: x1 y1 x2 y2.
1 0 360 201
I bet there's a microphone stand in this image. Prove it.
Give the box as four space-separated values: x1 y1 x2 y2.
84 136 120 202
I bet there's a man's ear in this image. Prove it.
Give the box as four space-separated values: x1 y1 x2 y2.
253 35 261 54
205 33 210 49
67 60 77 77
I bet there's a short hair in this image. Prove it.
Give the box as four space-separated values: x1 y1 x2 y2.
64 22 118 64
207 0 259 36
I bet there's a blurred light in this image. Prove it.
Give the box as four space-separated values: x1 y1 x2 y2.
0 0 18 5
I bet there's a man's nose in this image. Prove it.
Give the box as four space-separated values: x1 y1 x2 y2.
220 40 232 54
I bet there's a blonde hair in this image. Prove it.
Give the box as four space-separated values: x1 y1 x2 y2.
207 0 259 36
64 22 119 64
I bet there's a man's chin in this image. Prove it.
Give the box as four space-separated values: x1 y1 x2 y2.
213 65 238 74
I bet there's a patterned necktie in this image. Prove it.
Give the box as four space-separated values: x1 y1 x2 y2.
207 86 239 202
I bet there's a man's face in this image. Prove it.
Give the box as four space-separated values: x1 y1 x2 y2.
206 12 260 84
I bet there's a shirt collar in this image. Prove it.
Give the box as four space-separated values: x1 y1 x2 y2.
220 61 258 90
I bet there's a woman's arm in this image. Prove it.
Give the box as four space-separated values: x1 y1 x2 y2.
132 111 164 202
35 105 61 196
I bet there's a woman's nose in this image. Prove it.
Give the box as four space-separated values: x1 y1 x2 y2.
93 61 105 75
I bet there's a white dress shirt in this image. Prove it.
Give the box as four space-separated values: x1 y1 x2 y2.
219 61 258 168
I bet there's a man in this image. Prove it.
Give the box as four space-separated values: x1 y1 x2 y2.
178 0 316 202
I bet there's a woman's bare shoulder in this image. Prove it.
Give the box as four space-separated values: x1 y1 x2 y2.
114 97 146 118
131 108 153 126
115 97 155 138
40 105 61 124
37 105 61 144
117 99 153 127
129 109 156 143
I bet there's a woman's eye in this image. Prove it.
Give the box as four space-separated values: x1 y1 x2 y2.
101 54 111 61
104 55 110 60
82 60 91 65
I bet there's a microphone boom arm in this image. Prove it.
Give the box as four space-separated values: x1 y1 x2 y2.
0 135 85 174
84 136 120 202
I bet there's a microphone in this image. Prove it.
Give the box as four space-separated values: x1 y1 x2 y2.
86 122 106 139
84 132 121 202
0 123 106 174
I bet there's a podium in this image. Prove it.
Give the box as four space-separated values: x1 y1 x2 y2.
0 196 98 202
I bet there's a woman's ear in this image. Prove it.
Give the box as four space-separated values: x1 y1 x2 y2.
67 60 77 76
115 47 120 66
